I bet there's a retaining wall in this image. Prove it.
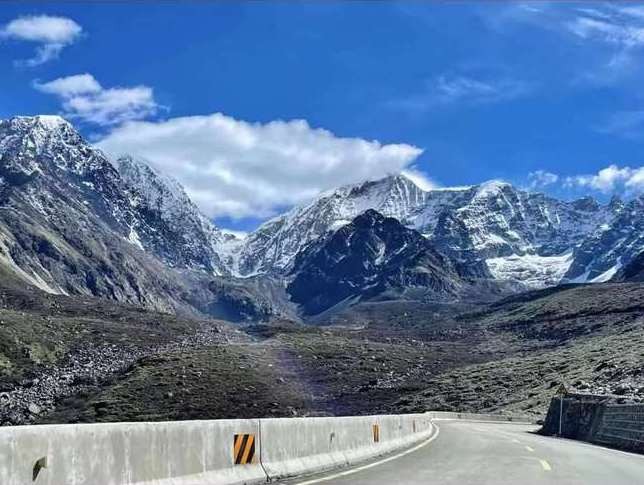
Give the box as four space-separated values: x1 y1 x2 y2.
0 412 530 485
542 396 644 454
592 404 644 453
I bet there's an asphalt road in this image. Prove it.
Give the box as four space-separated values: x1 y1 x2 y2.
285 420 644 485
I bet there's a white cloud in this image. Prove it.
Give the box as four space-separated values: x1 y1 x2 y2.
527 170 559 189
34 73 101 96
492 4 644 49
34 73 159 126
564 7 644 83
564 164 644 194
0 15 82 66
484 4 644 85
97 113 424 218
566 16 644 48
391 75 532 112
401 168 437 191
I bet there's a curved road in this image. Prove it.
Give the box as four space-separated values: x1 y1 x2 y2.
284 420 644 484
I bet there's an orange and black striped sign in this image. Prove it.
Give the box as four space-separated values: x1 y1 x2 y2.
233 433 256 465
372 424 380 443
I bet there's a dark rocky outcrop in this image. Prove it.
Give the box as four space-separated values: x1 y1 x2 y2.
287 210 468 315
614 251 644 282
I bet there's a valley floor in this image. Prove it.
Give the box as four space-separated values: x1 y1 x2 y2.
1 283 643 425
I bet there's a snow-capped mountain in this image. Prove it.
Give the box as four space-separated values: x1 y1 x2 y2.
236 175 467 276
564 195 644 282
236 173 635 288
0 116 200 303
0 115 270 319
1 115 642 319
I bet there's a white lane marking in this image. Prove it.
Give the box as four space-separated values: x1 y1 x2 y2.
293 425 441 485
512 439 521 444
539 459 552 471
525 446 535 452
533 435 644 461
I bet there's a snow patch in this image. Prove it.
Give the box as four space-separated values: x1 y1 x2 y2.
220 229 248 240
590 259 622 283
486 251 574 288
127 227 144 250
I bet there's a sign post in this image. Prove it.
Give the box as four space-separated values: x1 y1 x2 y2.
556 383 568 437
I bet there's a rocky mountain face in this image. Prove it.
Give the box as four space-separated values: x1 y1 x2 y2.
613 251 644 282
287 210 479 315
235 175 438 276
116 154 236 275
564 196 644 282
236 174 637 289
0 116 270 319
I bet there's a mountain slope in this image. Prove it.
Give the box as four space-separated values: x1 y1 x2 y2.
116 155 234 275
613 250 644 282
0 116 271 318
564 196 644 282
286 209 469 315
236 175 443 276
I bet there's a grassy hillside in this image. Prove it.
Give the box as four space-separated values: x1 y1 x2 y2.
2 282 642 425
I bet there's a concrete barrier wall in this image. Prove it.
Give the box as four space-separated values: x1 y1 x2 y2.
0 411 527 485
260 414 432 480
0 419 265 485
427 411 535 423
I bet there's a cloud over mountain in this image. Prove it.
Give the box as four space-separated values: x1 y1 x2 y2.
34 73 159 126
528 165 644 196
97 113 424 219
564 165 644 194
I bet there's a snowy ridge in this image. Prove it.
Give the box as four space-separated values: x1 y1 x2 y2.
563 195 644 283
0 116 234 300
234 173 634 288
116 155 233 274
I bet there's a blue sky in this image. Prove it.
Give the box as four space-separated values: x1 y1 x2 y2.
2 2 644 231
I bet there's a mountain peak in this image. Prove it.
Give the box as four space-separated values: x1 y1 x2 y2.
115 154 229 274
474 179 512 197
31 114 71 128
117 154 200 216
352 208 387 226
4 115 74 134
1 114 81 156
287 208 463 314
571 196 601 212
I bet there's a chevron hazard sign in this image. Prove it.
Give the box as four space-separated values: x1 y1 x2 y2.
233 433 256 465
